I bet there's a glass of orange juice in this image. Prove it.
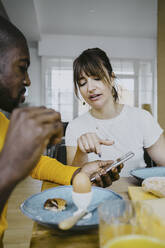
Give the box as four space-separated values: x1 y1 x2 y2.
98 199 165 248
102 235 165 248
137 199 165 242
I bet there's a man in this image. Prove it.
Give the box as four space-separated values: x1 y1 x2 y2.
0 16 122 243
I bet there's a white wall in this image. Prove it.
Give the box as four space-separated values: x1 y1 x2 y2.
26 47 41 106
26 34 156 107
39 34 156 60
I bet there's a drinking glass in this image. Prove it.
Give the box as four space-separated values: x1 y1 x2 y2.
98 199 165 248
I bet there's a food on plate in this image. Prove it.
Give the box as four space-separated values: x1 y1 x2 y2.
72 172 91 193
142 177 165 197
44 198 67 212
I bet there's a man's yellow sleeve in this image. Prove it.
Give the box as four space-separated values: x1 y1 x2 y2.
30 155 79 185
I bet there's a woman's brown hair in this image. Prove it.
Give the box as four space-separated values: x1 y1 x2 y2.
73 48 118 101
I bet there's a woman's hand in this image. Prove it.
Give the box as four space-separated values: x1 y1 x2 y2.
77 132 114 156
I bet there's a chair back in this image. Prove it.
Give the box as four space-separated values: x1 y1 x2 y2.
46 122 68 164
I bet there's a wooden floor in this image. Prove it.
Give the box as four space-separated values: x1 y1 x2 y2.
3 177 42 248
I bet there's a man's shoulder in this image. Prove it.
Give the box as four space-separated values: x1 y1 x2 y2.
0 111 9 122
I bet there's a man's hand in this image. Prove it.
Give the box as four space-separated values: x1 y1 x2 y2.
81 160 123 188
0 106 63 183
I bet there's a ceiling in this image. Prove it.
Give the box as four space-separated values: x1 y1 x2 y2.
2 0 157 43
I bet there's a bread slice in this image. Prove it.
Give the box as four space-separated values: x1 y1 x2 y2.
142 177 165 198
44 198 67 212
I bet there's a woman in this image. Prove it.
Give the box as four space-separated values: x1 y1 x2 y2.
65 48 165 176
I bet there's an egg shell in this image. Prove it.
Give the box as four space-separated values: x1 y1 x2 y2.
72 172 91 193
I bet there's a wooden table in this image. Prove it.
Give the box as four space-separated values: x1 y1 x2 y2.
29 177 139 248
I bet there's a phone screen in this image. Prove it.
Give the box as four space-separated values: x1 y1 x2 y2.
105 151 134 173
90 151 134 183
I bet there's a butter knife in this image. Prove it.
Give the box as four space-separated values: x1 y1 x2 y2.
58 204 98 230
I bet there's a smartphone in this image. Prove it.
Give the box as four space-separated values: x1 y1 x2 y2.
90 151 135 183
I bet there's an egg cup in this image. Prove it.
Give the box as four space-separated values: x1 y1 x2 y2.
72 191 92 211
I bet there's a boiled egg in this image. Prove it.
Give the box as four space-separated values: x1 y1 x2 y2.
72 172 91 193
72 172 92 210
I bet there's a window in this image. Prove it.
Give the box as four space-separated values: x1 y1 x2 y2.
112 59 156 116
42 57 156 121
42 58 74 122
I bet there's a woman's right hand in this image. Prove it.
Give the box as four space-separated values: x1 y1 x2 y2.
77 132 114 156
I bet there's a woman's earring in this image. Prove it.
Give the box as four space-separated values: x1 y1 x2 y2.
112 86 118 101
83 102 86 105
112 87 116 97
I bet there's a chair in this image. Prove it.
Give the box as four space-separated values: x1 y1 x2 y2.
144 148 156 167
46 122 68 164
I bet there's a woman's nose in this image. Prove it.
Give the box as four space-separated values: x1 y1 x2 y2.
87 79 96 92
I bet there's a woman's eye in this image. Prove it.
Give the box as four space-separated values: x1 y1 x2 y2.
79 81 86 87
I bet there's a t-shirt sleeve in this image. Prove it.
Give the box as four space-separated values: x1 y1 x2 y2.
140 110 164 148
65 122 78 147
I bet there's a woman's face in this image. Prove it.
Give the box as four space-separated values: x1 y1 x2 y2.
78 73 113 110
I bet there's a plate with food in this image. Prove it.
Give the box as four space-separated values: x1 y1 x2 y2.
20 185 122 230
130 167 165 183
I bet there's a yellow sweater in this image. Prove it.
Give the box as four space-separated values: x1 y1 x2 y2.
0 112 78 236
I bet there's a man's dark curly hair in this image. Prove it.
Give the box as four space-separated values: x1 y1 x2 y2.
0 16 27 58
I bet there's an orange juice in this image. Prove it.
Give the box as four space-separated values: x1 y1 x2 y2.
99 199 165 248
99 220 143 247
149 215 165 241
103 235 165 248
136 201 165 241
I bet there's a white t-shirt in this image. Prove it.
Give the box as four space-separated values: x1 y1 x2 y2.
65 105 163 176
